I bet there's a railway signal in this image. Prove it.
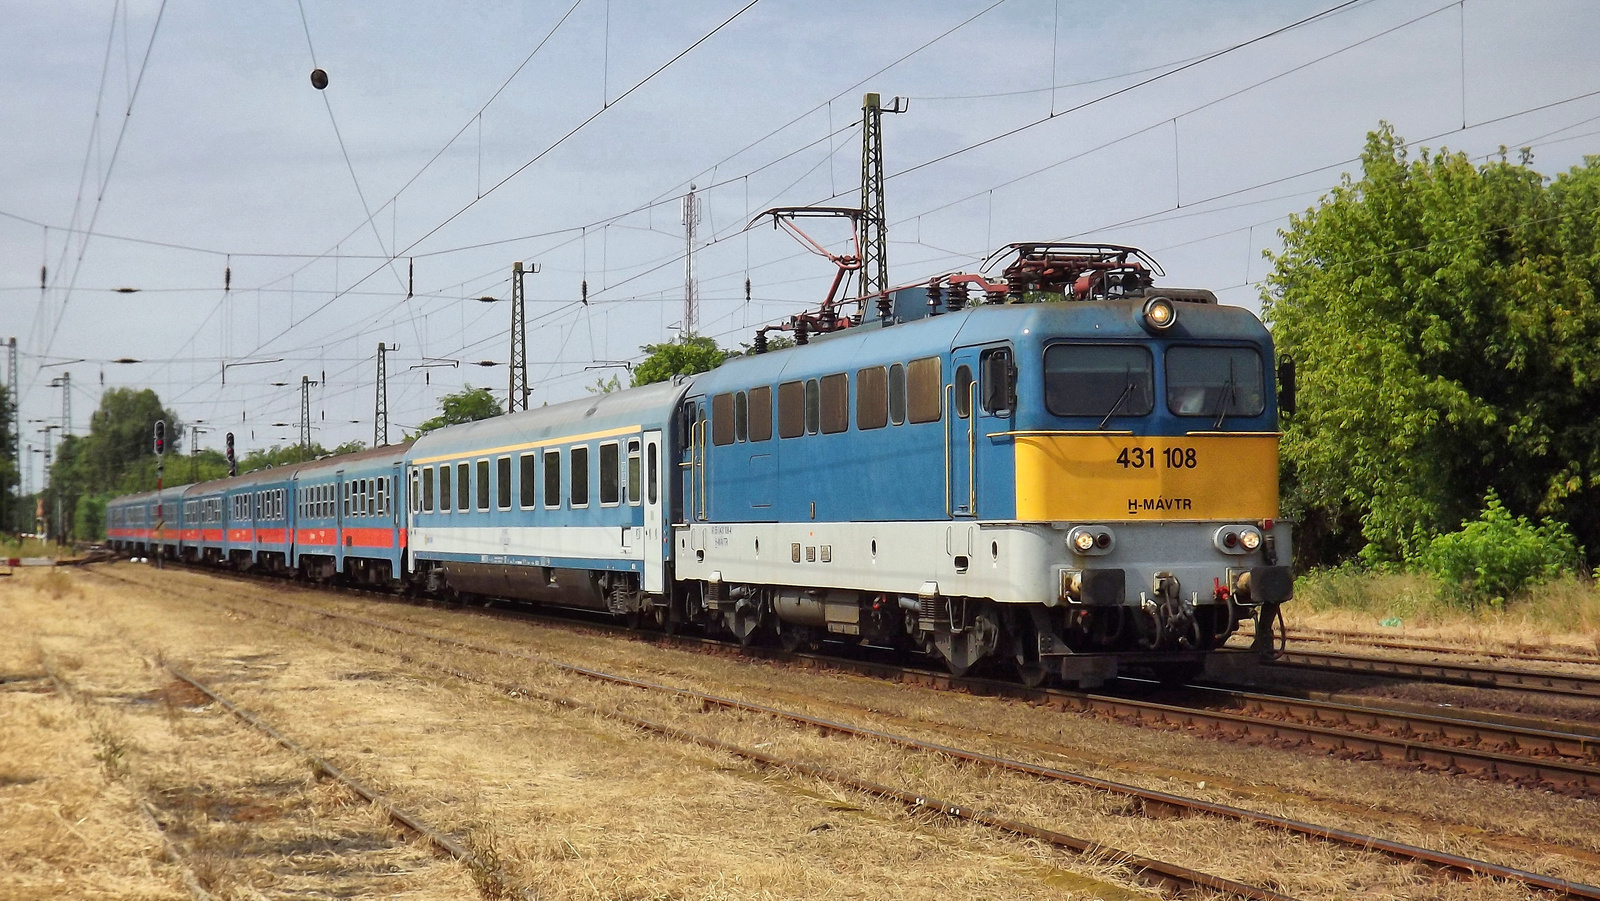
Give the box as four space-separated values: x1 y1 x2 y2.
153 420 165 456
226 431 236 477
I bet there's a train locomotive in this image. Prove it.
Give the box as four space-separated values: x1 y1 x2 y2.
106 243 1293 687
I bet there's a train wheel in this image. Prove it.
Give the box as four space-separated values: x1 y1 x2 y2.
724 604 764 648
777 621 818 653
935 603 1000 677
1009 607 1059 688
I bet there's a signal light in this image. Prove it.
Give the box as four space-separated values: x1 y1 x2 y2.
153 420 166 457
226 432 237 476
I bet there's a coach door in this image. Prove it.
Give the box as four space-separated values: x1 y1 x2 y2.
643 430 666 593
948 347 981 517
680 397 707 523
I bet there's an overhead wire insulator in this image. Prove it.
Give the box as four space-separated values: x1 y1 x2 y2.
581 279 588 305
224 265 231 292
744 278 751 303
40 265 46 290
408 257 414 299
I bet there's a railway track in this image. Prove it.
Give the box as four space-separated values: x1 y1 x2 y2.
162 665 526 899
184 595 1300 898
1287 628 1600 666
94 558 1600 792
95 566 1600 901
1266 649 1600 699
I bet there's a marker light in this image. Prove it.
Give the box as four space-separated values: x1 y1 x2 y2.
1142 296 1177 331
1240 528 1262 550
1072 530 1097 552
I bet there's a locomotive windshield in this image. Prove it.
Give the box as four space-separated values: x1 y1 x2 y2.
1043 344 1153 419
1165 346 1265 421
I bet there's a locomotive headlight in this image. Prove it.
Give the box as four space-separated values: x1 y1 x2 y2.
1215 525 1262 554
1068 526 1114 556
1141 296 1177 331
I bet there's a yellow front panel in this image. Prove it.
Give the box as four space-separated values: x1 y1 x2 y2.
1013 433 1279 521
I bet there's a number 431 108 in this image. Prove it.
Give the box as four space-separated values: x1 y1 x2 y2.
1116 447 1197 469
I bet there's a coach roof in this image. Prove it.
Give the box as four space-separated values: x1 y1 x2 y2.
405 379 686 465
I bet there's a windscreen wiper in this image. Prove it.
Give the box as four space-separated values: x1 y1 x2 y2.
1098 368 1137 430
1211 359 1238 429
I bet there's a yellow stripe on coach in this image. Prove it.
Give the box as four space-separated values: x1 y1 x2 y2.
1011 432 1280 522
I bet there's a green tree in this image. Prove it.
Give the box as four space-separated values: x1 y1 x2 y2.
46 388 182 538
586 374 623 395
631 335 729 387
413 385 503 435
1264 125 1600 565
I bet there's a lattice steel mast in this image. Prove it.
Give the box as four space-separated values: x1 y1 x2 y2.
374 342 392 446
860 93 907 300
682 185 701 335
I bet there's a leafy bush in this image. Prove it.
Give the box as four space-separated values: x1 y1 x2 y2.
1413 492 1582 606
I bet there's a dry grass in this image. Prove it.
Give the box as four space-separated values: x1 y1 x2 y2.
0 568 478 901
40 563 1600 899
1292 569 1600 653
1 536 62 559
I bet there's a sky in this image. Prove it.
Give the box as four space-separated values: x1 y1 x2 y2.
2 0 1598 492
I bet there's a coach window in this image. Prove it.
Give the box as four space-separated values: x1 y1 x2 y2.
954 365 974 419
888 363 907 425
376 480 386 517
600 441 620 506
457 462 471 512
437 466 450 513
570 446 590 507
497 456 512 510
418 470 430 512
856 366 887 430
748 386 772 442
711 393 736 446
647 443 658 505
343 482 352 519
476 460 491 511
804 379 821 435
777 381 805 438
543 450 561 508
519 454 536 508
734 392 749 442
907 356 943 424
820 373 849 434
627 439 641 505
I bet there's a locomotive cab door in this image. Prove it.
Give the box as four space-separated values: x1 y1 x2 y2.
948 343 1017 519
643 430 666 593
948 347 981 517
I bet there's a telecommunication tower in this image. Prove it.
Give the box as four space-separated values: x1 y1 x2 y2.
682 185 701 335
